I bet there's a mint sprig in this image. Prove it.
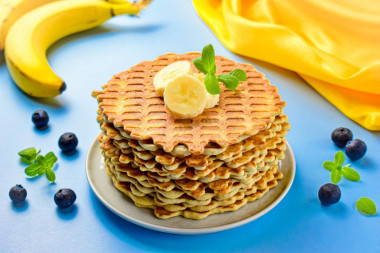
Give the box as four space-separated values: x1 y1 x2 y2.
322 150 360 184
193 44 247 94
356 197 377 215
18 148 57 182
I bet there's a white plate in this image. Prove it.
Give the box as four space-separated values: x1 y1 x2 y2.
86 137 296 235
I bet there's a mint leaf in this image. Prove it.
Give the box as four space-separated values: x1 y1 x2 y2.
18 147 37 158
331 169 342 184
20 149 57 182
334 151 345 166
18 147 40 164
323 161 336 171
37 166 46 176
356 197 377 215
36 154 44 163
46 168 56 182
202 44 216 73
230 69 247 81
210 64 216 75
44 152 57 169
205 73 220 95
341 167 360 181
217 74 239 91
25 163 40 177
193 57 207 74
21 157 33 164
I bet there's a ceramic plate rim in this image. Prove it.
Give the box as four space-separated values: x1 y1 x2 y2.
86 137 296 235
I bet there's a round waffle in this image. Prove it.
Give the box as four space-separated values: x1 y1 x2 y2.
93 53 285 155
100 134 286 201
106 160 277 202
100 138 287 175
106 164 283 219
98 113 290 160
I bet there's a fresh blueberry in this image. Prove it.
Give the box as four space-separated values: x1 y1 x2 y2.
331 127 353 148
345 139 366 160
32 110 49 129
54 188 76 209
318 183 341 206
58 132 78 153
9 185 27 203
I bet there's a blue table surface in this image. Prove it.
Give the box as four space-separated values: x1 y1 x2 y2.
1 1 379 252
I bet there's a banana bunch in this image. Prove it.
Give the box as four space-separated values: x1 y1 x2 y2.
2 0 151 98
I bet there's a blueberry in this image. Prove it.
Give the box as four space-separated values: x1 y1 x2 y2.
318 183 341 206
54 188 76 209
9 185 27 203
32 110 49 129
58 132 78 153
331 127 353 148
345 139 366 160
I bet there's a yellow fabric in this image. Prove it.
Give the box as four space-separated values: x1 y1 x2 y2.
192 0 380 130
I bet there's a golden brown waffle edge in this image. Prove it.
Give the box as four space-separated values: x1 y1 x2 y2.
93 52 286 155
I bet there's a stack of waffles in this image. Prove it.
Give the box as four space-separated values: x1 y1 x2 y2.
92 53 290 220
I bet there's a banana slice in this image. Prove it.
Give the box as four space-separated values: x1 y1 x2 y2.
194 73 220 109
154 61 193 96
164 74 207 119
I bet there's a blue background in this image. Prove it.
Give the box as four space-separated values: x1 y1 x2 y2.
1 1 379 252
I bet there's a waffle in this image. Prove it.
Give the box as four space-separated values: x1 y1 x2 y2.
100 129 286 203
104 148 282 196
93 53 289 219
92 52 285 155
107 164 283 219
98 113 290 164
105 158 278 202
98 112 289 158
99 132 285 184
101 134 286 170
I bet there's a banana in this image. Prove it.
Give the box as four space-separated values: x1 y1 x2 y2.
153 61 193 97
154 62 220 114
164 74 207 119
4 0 151 98
193 73 220 109
0 0 58 51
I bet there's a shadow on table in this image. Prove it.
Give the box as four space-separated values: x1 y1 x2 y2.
88 190 219 252
56 205 78 221
47 22 163 60
32 124 52 135
11 200 29 212
318 200 349 219
5 76 69 110
88 171 314 253
237 54 303 82
59 149 80 162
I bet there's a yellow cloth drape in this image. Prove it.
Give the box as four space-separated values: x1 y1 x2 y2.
192 0 380 130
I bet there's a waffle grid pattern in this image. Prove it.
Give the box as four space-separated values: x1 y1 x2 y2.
93 53 285 154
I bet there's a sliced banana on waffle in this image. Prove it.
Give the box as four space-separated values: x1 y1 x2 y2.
153 61 193 96
164 74 207 119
